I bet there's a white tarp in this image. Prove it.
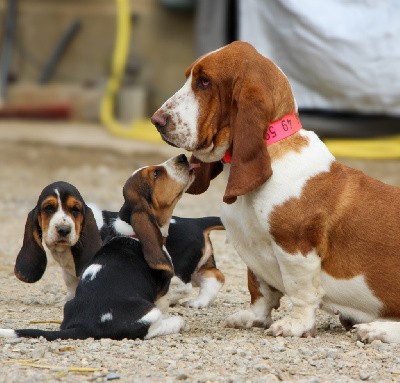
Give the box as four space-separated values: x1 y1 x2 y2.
239 0 400 115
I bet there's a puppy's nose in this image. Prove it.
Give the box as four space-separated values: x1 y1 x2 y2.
177 154 188 164
150 111 169 133
57 225 71 236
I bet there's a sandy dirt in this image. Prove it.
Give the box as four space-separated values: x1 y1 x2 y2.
1 136 400 383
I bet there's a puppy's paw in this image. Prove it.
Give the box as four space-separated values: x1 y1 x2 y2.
145 315 185 339
225 310 271 329
165 316 185 334
266 316 316 337
183 297 210 309
353 322 400 344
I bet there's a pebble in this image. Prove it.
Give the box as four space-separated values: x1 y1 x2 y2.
359 371 371 380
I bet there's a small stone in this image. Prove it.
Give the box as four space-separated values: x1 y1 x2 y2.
359 371 370 381
6 338 22 344
255 363 268 372
88 342 101 351
176 373 189 380
356 341 365 348
31 347 46 359
370 339 383 348
106 372 120 380
100 338 112 347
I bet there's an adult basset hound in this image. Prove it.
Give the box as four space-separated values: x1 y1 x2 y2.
0 155 192 340
151 41 400 343
15 181 102 301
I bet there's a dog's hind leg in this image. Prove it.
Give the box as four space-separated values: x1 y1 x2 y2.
184 266 224 308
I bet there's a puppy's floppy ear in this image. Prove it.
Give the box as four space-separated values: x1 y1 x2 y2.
15 207 47 283
71 204 103 277
131 208 174 296
185 155 223 195
223 64 273 204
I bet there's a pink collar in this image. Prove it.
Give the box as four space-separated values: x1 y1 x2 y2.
222 113 302 163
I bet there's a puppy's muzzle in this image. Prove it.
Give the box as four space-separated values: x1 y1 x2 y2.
56 224 72 237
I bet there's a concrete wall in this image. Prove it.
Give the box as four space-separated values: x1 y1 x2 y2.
0 0 195 119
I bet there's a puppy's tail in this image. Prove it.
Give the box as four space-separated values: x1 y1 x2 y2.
196 216 225 232
0 327 86 341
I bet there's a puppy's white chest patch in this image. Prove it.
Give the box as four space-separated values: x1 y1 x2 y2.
45 244 76 276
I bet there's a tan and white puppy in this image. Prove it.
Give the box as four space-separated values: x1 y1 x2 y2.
15 181 102 301
151 41 400 343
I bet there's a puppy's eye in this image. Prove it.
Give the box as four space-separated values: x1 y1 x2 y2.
43 205 56 214
70 206 81 217
197 77 211 90
154 169 162 179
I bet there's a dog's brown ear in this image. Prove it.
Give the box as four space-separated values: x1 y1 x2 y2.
72 205 103 277
131 208 174 296
223 65 274 204
15 208 47 283
186 155 223 195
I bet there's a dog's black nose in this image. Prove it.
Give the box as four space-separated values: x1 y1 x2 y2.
57 225 71 236
150 111 169 133
177 154 188 163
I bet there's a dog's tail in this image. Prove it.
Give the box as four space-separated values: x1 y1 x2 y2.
0 327 86 341
195 216 225 232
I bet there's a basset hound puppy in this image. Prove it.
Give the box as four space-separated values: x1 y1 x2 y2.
151 41 400 343
98 210 225 308
15 181 102 301
0 155 192 340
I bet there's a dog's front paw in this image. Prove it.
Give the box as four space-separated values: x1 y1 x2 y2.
225 310 271 329
266 316 316 337
145 316 185 339
166 316 185 334
353 322 400 344
183 298 210 309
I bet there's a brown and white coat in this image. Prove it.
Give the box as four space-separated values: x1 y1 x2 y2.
151 41 400 343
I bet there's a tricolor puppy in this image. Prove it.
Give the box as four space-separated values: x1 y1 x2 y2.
0 155 192 340
100 211 225 308
151 41 400 343
15 181 102 301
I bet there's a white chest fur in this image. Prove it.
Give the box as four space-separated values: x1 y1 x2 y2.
221 130 334 291
220 131 383 322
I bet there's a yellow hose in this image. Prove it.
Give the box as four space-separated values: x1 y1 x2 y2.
325 135 400 159
100 0 162 143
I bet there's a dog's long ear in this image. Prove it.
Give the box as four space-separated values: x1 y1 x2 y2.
15 207 47 283
131 208 174 296
223 70 273 204
186 155 223 195
72 205 103 277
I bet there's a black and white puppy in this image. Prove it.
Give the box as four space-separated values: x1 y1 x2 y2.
15 181 102 300
98 211 225 308
0 155 193 340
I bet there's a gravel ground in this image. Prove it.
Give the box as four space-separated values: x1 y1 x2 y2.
1 138 400 383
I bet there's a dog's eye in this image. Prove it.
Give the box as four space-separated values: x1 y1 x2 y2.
197 77 211 90
70 206 81 217
154 169 162 179
43 204 56 214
